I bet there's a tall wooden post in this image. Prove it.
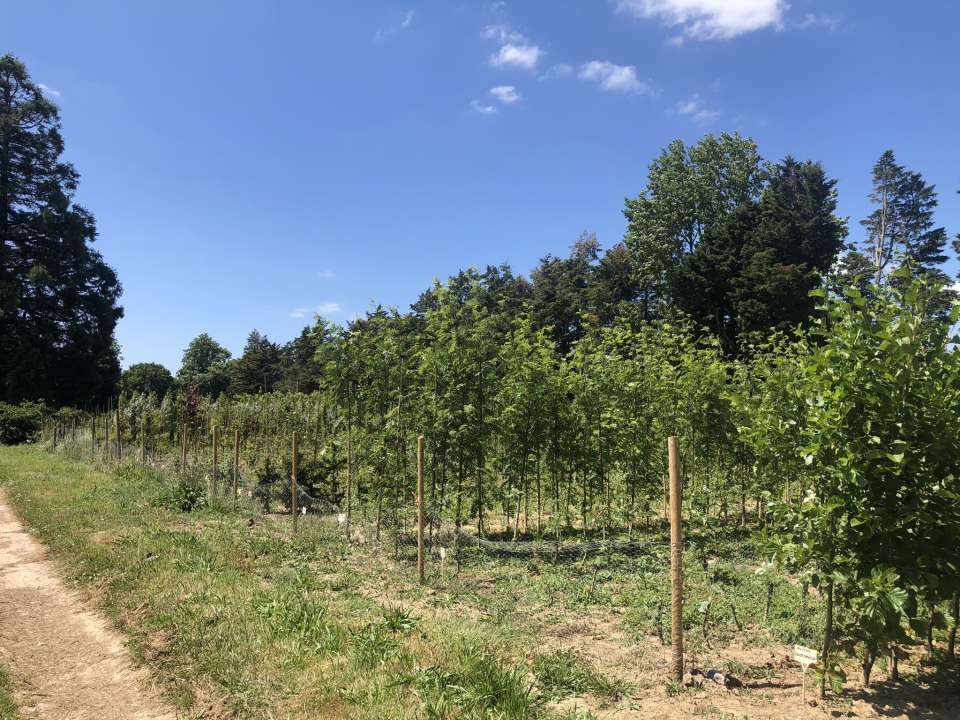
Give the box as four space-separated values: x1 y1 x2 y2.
115 401 123 461
180 423 188 472
140 418 146 464
90 416 96 460
104 413 111 463
346 415 353 541
668 436 684 682
291 432 299 532
417 435 426 585
233 429 240 511
212 426 219 501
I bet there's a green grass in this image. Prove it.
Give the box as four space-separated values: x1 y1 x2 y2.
11 444 941 719
0 666 19 720
0 447 557 719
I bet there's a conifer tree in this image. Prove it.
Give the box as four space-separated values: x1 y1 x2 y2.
0 54 122 405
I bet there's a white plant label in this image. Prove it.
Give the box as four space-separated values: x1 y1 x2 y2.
793 644 817 704
793 645 818 667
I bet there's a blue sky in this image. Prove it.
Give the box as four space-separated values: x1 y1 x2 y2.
5 1 959 370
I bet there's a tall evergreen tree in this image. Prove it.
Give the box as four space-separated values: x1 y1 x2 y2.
530 231 598 355
278 322 332 392
0 54 122 405
855 150 951 290
674 158 846 355
231 330 282 394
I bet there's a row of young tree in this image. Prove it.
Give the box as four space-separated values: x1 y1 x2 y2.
86 269 959 692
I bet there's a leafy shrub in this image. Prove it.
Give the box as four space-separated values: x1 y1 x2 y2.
252 457 283 512
0 401 44 444
155 474 207 512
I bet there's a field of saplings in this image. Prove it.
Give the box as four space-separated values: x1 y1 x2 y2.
40 274 960 716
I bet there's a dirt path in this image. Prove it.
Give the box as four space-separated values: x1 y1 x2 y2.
0 493 177 720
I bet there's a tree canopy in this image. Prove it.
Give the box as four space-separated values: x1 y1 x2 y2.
118 362 173 398
0 54 122 406
176 333 231 398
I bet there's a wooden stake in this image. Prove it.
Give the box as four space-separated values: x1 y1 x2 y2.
140 417 146 464
212 425 219 500
104 413 110 463
180 423 188 472
291 432 298 532
115 401 123 461
233 429 240 511
90 416 96 460
417 435 426 585
668 435 684 683
346 412 353 541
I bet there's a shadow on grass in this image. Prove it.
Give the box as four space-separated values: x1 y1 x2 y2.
849 659 960 720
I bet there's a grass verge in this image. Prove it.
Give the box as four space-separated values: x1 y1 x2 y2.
0 446 574 719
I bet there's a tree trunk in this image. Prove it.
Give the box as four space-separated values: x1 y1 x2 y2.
948 592 959 657
862 649 874 688
821 577 834 699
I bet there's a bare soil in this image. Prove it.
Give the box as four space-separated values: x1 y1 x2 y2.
0 492 176 720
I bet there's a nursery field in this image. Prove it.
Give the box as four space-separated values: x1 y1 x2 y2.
0 446 957 720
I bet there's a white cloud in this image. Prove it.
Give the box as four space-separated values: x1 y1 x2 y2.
37 83 61 97
615 0 786 40
490 85 521 104
675 93 720 122
489 43 543 71
578 61 650 94
471 99 498 115
317 269 335 279
374 9 415 42
539 63 573 81
482 24 526 44
483 23 543 71
796 13 841 31
289 302 341 319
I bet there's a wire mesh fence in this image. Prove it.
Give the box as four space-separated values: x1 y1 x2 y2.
41 410 960 697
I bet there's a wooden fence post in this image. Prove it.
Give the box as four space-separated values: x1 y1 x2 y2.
291 432 298 532
212 425 219 501
233 429 240 511
104 414 110 463
668 436 684 683
180 423 188 472
346 417 353 541
115 401 122 461
417 435 426 585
